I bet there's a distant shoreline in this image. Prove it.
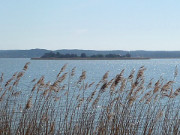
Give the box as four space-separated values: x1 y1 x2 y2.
2 49 180 58
31 57 150 60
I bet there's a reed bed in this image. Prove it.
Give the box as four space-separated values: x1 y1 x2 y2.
0 63 179 135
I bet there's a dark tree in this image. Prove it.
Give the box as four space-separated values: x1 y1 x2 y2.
81 53 86 58
96 54 104 58
90 54 104 58
41 51 55 58
105 54 118 58
70 54 78 58
125 53 131 57
55 52 60 57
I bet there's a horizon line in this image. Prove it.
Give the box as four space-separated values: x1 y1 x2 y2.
1 48 180 52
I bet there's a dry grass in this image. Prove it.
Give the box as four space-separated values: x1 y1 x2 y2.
0 63 179 135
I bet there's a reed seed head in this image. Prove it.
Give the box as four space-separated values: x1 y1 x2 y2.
23 62 30 71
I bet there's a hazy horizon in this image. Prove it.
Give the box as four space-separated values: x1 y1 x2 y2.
0 48 180 52
0 0 180 51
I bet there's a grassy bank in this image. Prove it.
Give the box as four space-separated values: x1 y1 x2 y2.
0 63 179 135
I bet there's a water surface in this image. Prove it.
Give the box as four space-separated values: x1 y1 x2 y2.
1 58 180 95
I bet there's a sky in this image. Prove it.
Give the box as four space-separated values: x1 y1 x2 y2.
0 0 180 51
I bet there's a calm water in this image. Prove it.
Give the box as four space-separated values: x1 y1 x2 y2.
0 58 180 80
1 58 180 94
1 58 179 126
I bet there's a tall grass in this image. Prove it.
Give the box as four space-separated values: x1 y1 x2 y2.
0 63 179 135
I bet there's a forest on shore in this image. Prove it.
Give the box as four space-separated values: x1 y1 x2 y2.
41 51 131 58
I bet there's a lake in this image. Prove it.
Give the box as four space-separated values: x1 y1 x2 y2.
0 58 180 100
0 58 180 83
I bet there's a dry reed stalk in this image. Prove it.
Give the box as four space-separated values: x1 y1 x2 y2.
154 94 160 102
23 62 30 71
71 67 76 76
61 85 66 90
139 91 152 102
99 81 108 93
134 66 146 87
94 81 102 90
102 71 109 82
57 64 68 78
134 85 144 96
31 78 37 83
109 97 120 106
32 84 38 92
37 76 45 85
147 79 153 89
87 90 96 102
25 97 32 109
161 81 174 92
84 83 88 90
107 113 115 121
161 93 171 98
49 122 55 134
128 70 145 98
57 73 68 83
114 69 125 86
107 79 114 86
173 88 180 96
145 95 153 104
128 85 137 99
0 88 2 92
5 78 14 87
16 71 24 79
92 95 100 108
12 91 21 97
0 73 3 83
77 98 84 108
0 91 6 101
153 80 161 94
169 88 174 97
137 66 146 78
50 72 67 90
42 113 48 122
76 94 80 100
79 85 83 90
128 69 135 81
78 71 86 83
64 91 69 96
128 96 136 105
88 82 95 88
110 82 115 93
45 81 51 88
43 89 49 97
54 96 61 101
8 85 13 91
174 66 178 78
117 78 126 93
147 128 153 135
155 110 164 122
12 72 18 79
13 72 25 86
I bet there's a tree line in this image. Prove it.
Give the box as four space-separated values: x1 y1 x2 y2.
41 52 131 58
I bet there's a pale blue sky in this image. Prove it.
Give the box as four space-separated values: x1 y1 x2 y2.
0 0 180 50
